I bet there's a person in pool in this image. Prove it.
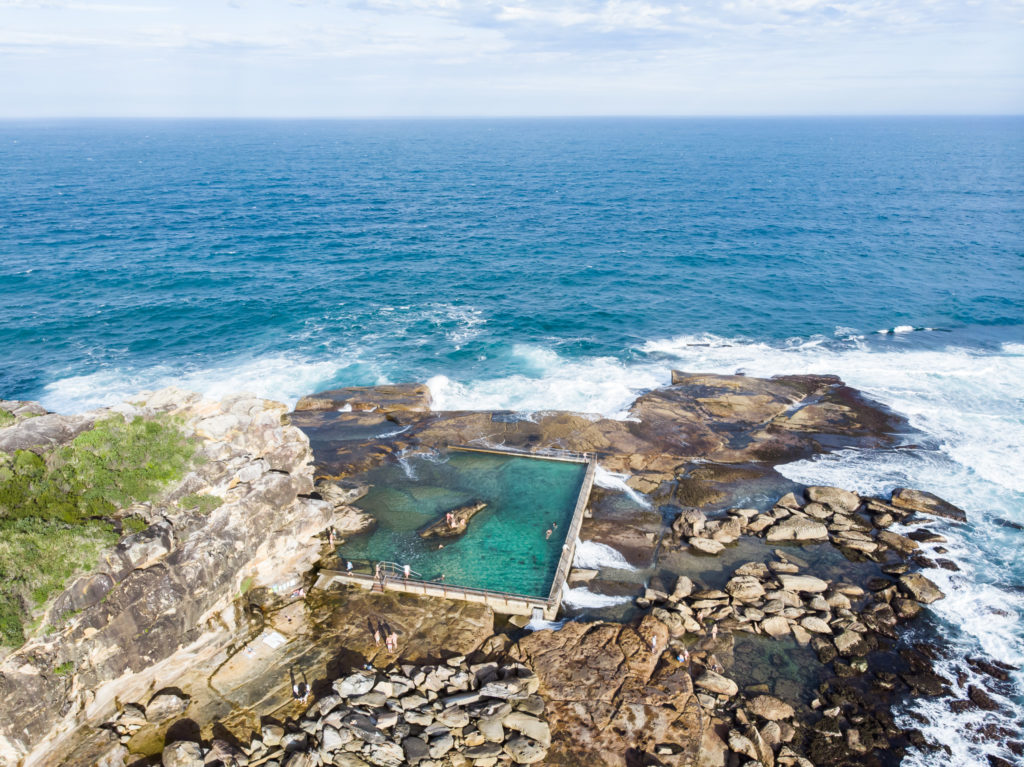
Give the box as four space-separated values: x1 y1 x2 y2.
545 528 553 540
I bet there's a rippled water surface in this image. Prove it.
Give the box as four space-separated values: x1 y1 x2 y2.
1 118 1023 765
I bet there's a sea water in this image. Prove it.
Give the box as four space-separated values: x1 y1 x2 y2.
1 117 1022 764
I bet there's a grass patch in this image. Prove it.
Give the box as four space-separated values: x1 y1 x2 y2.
0 410 14 428
121 516 149 535
239 575 255 596
0 413 199 648
53 661 74 676
179 493 223 515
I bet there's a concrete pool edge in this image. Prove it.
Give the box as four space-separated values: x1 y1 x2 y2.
314 447 597 621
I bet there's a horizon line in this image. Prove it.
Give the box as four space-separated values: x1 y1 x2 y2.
1 113 1022 121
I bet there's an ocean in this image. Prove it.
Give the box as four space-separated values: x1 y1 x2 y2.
1 117 1022 764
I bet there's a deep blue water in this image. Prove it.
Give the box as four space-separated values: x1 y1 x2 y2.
1 118 1023 765
0 118 1021 405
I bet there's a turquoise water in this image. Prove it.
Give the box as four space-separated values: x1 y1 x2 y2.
338 451 588 598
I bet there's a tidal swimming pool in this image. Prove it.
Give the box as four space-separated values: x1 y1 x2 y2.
337 450 590 598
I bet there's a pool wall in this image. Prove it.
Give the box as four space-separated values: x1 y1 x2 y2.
314 448 596 620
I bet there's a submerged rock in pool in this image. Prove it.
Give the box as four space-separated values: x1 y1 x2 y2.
419 500 488 538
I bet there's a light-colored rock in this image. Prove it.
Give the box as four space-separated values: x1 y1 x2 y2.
806 486 860 512
161 740 203 767
777 574 829 593
695 670 738 697
747 695 795 721
671 575 695 600
766 518 829 542
147 690 190 723
503 735 548 764
501 711 551 747
335 672 376 697
689 537 726 555
800 616 832 634
877 530 919 554
726 576 766 602
761 616 790 637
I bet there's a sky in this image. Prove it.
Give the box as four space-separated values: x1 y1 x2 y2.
0 0 1022 116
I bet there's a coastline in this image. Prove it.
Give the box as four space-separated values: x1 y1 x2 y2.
0 370 1019 766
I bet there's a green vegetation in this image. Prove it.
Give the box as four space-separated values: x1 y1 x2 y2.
0 410 14 428
53 661 74 676
121 516 149 535
239 575 255 596
179 493 223 515
0 414 199 648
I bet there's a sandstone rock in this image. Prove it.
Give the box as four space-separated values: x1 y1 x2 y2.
877 530 919 554
502 711 551 747
806 486 860 512
776 492 801 510
161 740 203 767
147 690 190 723
503 735 548 764
726 575 766 602
335 672 377 698
428 733 455 758
834 630 868 657
674 508 708 537
262 724 285 747
899 573 945 604
761 616 790 637
777 574 829 593
296 383 432 413
766 517 829 542
894 598 923 619
891 488 967 522
474 714 504 743
695 670 738 697
800 616 832 634
689 537 725 555
728 729 758 761
671 575 695 600
748 694 795 721
364 741 405 767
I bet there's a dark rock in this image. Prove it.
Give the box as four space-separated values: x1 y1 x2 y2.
968 685 1001 711
891 488 967 522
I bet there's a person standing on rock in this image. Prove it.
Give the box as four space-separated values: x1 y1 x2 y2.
403 563 411 579
710 622 718 640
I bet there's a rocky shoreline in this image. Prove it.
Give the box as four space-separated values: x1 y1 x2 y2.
0 372 1017 767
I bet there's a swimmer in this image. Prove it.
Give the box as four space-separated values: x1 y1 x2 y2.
545 528 552 540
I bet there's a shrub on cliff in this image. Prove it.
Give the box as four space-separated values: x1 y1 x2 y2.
0 413 198 647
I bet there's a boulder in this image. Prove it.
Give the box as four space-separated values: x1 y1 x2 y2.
891 488 967 522
765 518 828 542
806 486 860 512
402 736 430 765
674 508 707 537
800 617 832 634
777 574 829 593
834 630 868 657
363 741 405 767
761 616 790 637
747 694 795 721
147 690 189 723
503 735 548 764
671 575 695 600
428 733 455 758
899 573 945 604
334 672 376 697
877 530 919 554
726 576 766 602
689 537 726 555
161 741 203 767
695 670 739 697
502 711 551 747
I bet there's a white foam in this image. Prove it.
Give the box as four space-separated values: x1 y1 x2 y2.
427 344 662 417
573 539 635 570
561 583 633 609
594 465 652 508
524 617 568 632
40 354 350 414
